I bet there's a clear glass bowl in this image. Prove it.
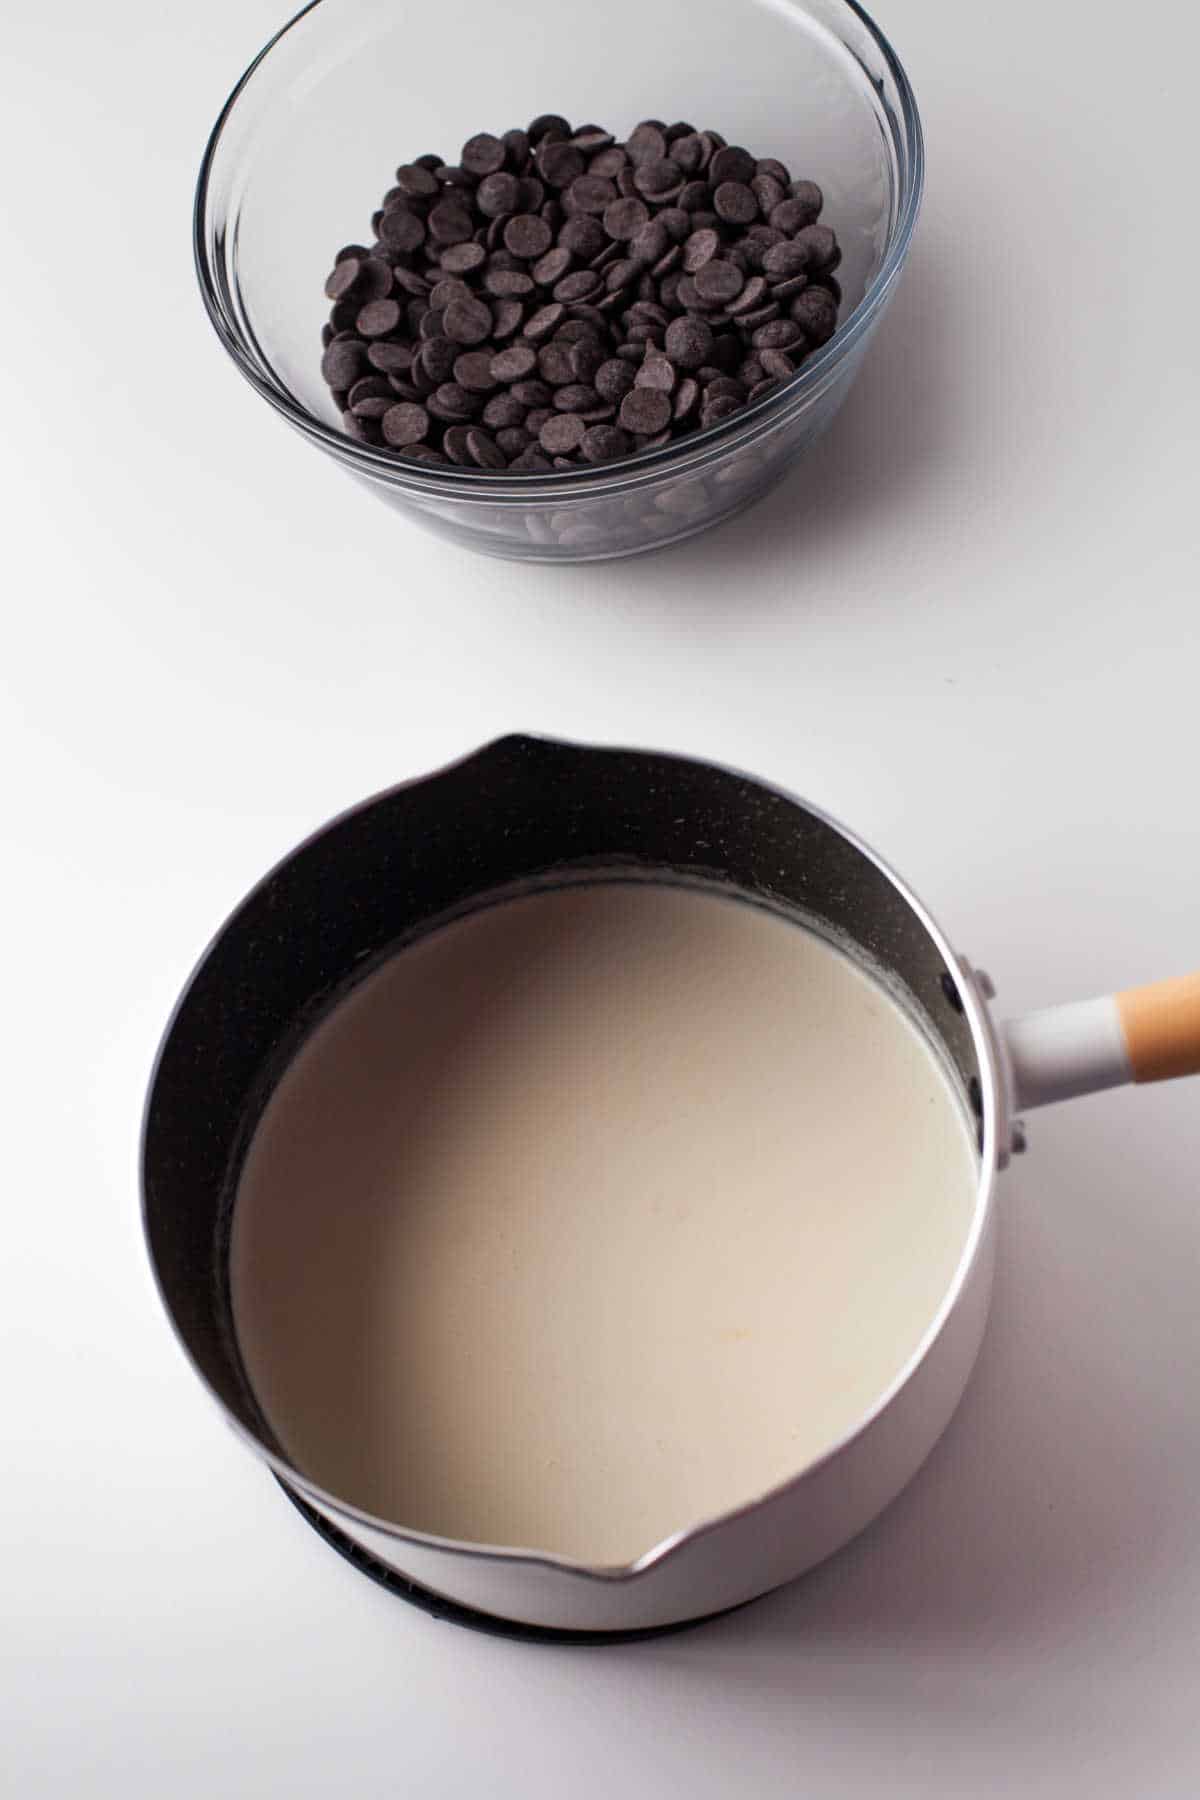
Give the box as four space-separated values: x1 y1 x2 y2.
196 0 923 562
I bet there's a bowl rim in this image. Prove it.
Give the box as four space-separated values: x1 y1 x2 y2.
193 0 924 499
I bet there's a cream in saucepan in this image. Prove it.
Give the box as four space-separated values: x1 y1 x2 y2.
231 881 979 1565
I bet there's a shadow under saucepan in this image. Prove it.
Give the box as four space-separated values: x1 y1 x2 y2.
624 1103 1198 1679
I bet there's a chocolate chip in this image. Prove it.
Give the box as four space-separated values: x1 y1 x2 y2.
442 423 474 463
465 426 507 467
532 245 572 287
726 275 769 315
619 387 671 435
555 382 600 411
381 402 429 446
538 342 575 386
751 318 803 350
787 180 823 225
379 209 425 252
496 426 532 456
713 182 758 225
523 303 565 340
763 241 811 281
701 392 743 425
554 269 602 303
768 198 814 236
476 171 522 218
626 123 667 166
634 157 683 197
417 340 455 387
529 112 571 141
453 350 499 391
693 260 744 304
681 228 720 273
504 213 553 259
593 358 636 403
490 299 524 339
491 343 537 382
483 267 534 298
751 174 785 217
539 412 586 453
321 340 365 389
394 163 440 198
367 341 413 374
793 223 839 269
568 173 617 214
443 299 493 345
429 277 473 313
757 348 795 380
604 257 639 293
790 285 838 344
427 382 479 421
559 215 607 259
537 141 585 188
461 132 506 177
664 315 713 369
570 339 605 384
589 146 628 179
428 200 474 245
511 379 552 407
734 302 780 329
356 298 401 338
672 133 706 173
673 376 700 421
580 423 631 462
341 410 375 443
710 145 757 187
510 446 552 471
440 241 487 275
603 197 649 241
324 258 362 301
483 392 527 430
348 374 393 406
635 356 676 393
392 267 433 298
630 220 670 265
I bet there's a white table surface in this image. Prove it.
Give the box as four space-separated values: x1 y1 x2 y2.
4 1 1199 1793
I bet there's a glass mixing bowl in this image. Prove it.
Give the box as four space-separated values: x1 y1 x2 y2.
196 0 923 562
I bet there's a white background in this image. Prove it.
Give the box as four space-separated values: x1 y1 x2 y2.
4 1 1199 1793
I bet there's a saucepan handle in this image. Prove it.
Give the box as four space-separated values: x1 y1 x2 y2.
1004 972 1200 1111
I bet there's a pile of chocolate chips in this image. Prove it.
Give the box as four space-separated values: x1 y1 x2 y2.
321 115 841 473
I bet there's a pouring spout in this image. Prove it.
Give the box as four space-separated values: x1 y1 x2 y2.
1004 973 1200 1111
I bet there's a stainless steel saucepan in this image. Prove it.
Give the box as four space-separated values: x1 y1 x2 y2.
142 736 1200 1633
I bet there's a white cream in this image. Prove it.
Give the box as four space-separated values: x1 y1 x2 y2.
231 881 978 1566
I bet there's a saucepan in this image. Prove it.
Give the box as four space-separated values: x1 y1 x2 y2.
141 736 1200 1634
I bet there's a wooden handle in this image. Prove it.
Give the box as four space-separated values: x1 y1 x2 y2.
1116 973 1200 1084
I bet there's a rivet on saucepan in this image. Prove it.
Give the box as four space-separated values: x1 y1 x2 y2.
940 971 965 1014
1010 1122 1028 1155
